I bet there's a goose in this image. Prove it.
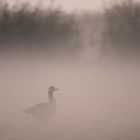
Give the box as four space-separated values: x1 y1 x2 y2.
23 86 58 120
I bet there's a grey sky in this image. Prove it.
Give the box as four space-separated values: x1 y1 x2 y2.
5 0 140 12
56 0 106 11
5 0 110 12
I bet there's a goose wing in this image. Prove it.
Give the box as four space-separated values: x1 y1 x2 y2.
23 103 49 114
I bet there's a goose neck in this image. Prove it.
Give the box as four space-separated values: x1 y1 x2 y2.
48 92 55 102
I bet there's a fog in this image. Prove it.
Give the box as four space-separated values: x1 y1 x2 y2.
0 51 140 140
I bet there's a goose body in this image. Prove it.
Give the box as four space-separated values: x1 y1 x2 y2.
23 86 58 120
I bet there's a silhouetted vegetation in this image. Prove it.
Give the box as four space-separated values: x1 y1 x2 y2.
1 0 140 60
0 2 79 54
103 0 140 57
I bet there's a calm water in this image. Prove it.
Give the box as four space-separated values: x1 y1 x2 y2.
0 53 140 140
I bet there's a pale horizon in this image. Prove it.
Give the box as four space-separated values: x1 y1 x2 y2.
3 0 111 12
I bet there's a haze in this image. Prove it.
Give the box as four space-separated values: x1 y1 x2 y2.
5 0 108 12
0 51 140 140
0 0 140 140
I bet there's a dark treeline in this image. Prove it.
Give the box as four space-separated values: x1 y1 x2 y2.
0 0 140 60
103 0 140 58
0 2 79 55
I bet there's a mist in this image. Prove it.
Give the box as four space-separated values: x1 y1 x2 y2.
0 51 140 140
0 0 140 140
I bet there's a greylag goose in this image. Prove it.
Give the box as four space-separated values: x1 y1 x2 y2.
23 86 58 119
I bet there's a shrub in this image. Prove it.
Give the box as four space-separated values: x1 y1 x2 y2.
103 0 140 56
0 2 79 53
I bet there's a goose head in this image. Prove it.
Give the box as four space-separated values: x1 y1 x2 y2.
48 86 59 94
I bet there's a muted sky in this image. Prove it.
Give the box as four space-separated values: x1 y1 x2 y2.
55 0 106 11
53 0 139 11
5 0 110 12
5 0 140 12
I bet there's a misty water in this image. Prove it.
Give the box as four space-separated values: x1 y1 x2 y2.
0 51 140 140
